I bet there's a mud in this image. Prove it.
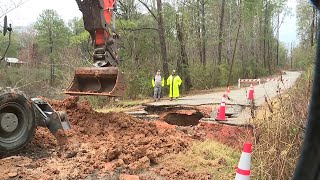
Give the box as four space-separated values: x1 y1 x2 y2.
153 106 211 127
0 96 191 179
0 96 254 179
141 167 212 180
145 105 213 117
163 112 203 126
195 122 254 150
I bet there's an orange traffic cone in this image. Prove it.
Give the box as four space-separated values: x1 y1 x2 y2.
248 84 254 100
235 142 252 180
215 94 227 121
227 86 231 93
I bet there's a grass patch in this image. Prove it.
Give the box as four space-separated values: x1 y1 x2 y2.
116 99 151 107
95 99 151 113
96 107 134 113
161 140 240 180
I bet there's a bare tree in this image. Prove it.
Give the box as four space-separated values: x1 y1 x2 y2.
137 0 169 77
311 7 316 47
0 0 29 18
218 0 226 65
176 12 192 91
156 0 169 77
227 0 242 86
276 13 279 66
200 0 206 65
197 0 203 64
263 0 268 68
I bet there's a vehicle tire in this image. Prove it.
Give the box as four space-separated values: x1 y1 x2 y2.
0 91 36 153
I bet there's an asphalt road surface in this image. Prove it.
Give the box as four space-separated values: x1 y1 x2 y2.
147 71 301 107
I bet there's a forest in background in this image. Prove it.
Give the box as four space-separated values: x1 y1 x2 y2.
0 0 316 100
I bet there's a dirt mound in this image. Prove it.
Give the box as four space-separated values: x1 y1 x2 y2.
3 96 189 179
175 122 254 150
49 96 161 137
147 166 212 180
57 96 189 158
196 122 254 149
0 96 254 179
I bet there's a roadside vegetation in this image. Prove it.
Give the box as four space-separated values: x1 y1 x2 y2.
160 140 240 180
252 69 312 179
1 0 289 101
95 99 150 112
251 1 317 178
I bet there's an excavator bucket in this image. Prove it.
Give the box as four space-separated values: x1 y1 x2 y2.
65 67 126 96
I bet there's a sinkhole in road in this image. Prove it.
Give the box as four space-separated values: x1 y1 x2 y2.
163 111 204 126
144 105 210 126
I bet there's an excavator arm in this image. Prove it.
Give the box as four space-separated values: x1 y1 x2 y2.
75 0 118 67
65 0 126 96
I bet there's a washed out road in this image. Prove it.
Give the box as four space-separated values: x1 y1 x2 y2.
146 71 301 107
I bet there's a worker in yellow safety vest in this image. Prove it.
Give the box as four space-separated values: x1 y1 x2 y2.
152 70 165 101
167 70 182 101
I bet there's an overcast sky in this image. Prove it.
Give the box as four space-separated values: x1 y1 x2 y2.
5 0 81 26
279 0 298 48
4 0 298 47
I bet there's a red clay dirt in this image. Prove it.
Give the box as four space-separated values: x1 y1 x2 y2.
196 122 254 150
0 96 254 179
0 97 190 179
175 122 253 150
155 105 253 150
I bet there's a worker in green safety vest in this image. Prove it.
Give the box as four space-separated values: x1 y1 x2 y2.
167 70 182 101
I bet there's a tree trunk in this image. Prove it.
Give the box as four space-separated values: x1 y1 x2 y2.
218 0 226 65
263 0 268 68
197 0 207 66
258 11 263 72
316 9 318 41
311 7 316 47
241 43 245 77
200 0 206 65
197 0 203 64
49 27 54 87
291 42 293 69
156 0 169 77
267 39 272 74
227 2 232 65
176 13 192 91
276 13 279 66
227 2 241 86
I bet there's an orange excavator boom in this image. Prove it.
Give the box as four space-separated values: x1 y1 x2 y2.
65 0 126 96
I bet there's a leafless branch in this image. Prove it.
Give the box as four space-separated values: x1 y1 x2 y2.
9 0 18 7
136 0 158 21
14 78 24 89
123 27 158 31
0 0 30 18
16 80 44 89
